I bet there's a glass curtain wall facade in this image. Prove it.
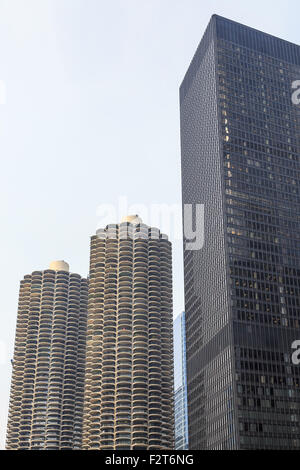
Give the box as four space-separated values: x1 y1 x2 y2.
82 216 174 450
6 261 88 450
174 312 189 450
180 15 300 449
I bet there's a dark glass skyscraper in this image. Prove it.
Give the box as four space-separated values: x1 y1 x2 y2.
180 15 300 449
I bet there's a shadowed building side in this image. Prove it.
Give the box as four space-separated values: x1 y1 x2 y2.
181 15 300 450
174 312 189 450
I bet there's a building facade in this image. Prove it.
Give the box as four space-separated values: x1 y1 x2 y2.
82 216 174 450
180 15 300 449
6 261 88 450
174 312 189 450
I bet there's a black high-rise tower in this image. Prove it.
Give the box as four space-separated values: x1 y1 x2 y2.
180 15 300 449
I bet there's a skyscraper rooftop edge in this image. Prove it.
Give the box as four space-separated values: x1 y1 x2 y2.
180 14 300 101
212 14 300 50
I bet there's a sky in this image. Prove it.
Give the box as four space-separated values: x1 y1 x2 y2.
0 0 299 450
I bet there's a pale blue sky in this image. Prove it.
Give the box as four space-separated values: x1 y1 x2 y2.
0 0 299 449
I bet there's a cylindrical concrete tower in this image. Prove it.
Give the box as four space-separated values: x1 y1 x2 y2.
82 217 174 450
6 262 88 450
